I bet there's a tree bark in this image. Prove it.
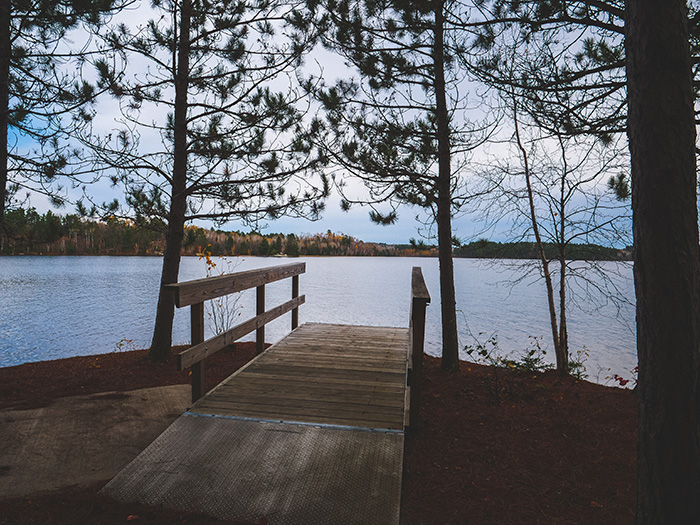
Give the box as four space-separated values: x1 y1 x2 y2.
0 1 10 253
626 1 700 522
512 99 566 373
149 0 192 361
434 1 459 371
557 152 568 373
557 228 567 371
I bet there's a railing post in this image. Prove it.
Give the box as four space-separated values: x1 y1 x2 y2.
256 284 265 355
292 274 299 330
409 266 430 429
190 302 206 403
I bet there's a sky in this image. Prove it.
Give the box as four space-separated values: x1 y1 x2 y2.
16 0 487 245
27 180 484 245
15 0 632 247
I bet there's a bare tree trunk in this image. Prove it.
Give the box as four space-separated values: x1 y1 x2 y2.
512 99 566 372
558 254 566 367
557 145 568 372
434 1 459 371
0 2 10 253
149 0 191 361
626 1 700 522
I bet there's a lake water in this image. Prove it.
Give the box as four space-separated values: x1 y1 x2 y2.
0 255 637 383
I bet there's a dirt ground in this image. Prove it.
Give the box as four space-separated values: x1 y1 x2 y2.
0 343 637 524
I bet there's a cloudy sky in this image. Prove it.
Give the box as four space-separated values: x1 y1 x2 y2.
18 0 631 247
28 178 484 245
18 0 488 245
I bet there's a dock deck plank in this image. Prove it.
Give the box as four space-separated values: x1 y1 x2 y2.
191 323 408 431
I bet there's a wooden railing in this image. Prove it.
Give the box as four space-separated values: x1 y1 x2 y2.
166 262 306 402
406 266 431 429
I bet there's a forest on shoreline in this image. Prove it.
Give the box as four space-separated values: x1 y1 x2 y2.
1 207 435 257
2 208 631 261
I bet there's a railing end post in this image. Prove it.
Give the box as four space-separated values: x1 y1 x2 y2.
191 361 206 403
408 266 430 430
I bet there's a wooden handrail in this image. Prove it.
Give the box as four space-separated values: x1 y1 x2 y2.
166 262 305 307
178 295 305 370
407 266 431 429
168 262 306 402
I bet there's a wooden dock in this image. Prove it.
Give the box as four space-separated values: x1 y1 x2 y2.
102 264 430 524
191 323 408 431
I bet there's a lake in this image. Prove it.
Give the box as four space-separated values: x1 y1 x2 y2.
0 255 637 383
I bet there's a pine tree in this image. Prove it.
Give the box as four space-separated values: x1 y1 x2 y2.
285 233 299 257
1 0 127 250
273 235 282 255
466 1 700 142
626 0 700 520
466 0 627 141
89 0 328 360
311 0 489 370
258 237 270 256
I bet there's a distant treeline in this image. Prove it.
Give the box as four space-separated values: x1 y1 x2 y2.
0 208 438 258
455 239 632 261
2 208 630 260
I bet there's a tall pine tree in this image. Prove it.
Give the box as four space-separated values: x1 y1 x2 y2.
466 0 627 142
311 0 489 370
626 0 700 520
89 0 328 360
1 0 127 250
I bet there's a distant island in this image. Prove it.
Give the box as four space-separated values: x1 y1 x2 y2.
2 208 631 261
454 239 633 262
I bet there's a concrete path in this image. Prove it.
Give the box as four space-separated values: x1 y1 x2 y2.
0 385 189 499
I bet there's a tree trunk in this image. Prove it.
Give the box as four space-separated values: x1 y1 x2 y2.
149 0 192 361
527 169 563 373
557 238 567 371
0 2 10 253
434 1 459 371
512 98 565 373
626 1 700 522
557 155 568 373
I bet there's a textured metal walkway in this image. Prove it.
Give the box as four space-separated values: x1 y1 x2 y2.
102 323 409 524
